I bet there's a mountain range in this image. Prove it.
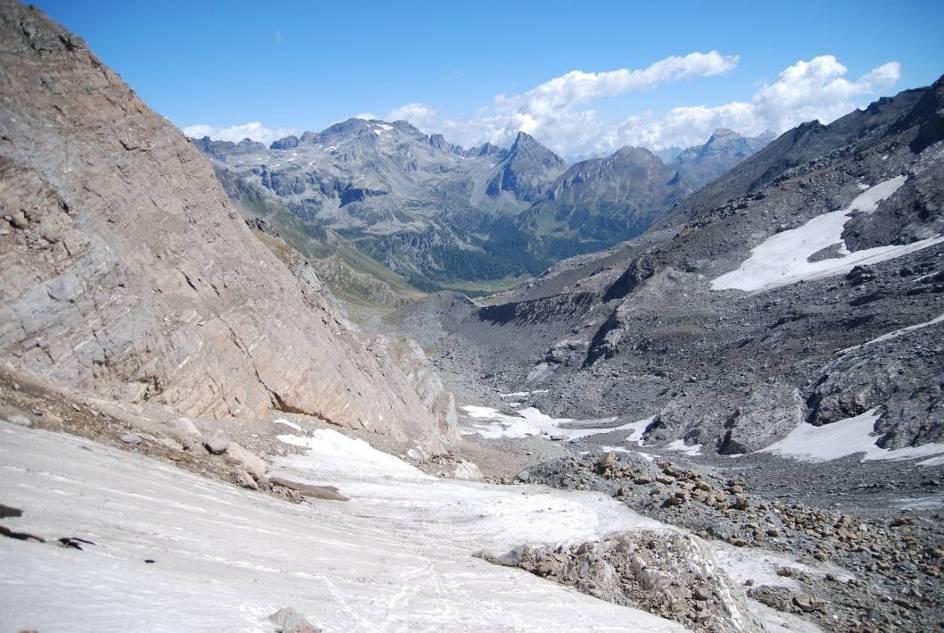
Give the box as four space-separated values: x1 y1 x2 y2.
192 121 771 295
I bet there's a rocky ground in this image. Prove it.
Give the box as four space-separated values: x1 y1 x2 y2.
511 446 944 632
481 527 764 633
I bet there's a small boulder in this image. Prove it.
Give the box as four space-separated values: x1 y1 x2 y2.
226 442 268 480
448 459 483 481
203 433 231 455
120 433 142 445
268 607 321 633
596 451 618 472
170 417 203 449
269 476 349 501
235 469 258 490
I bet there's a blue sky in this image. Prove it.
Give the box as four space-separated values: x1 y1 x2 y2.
35 0 944 157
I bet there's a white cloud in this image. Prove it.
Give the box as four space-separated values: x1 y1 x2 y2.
181 121 299 146
185 54 902 159
382 54 901 158
493 51 738 114
388 103 439 129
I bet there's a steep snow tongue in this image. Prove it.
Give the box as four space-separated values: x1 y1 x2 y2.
758 409 944 464
711 176 944 292
459 404 646 440
838 312 944 354
0 422 688 633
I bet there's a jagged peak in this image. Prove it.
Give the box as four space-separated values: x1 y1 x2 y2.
507 131 565 166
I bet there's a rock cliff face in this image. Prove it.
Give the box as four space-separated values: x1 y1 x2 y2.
0 1 452 449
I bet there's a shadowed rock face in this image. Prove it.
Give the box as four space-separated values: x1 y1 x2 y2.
486 131 567 202
0 0 452 449
520 146 688 251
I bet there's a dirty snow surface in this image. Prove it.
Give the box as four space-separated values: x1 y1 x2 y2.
712 176 944 292
460 404 642 440
0 422 686 633
758 409 944 464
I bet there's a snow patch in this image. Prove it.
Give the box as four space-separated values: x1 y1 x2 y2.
499 389 548 399
461 405 638 440
273 418 303 433
277 430 428 481
758 409 944 463
712 176 944 292
666 439 703 456
624 415 655 445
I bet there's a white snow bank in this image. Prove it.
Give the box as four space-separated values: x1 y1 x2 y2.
0 423 685 633
711 544 848 590
499 389 548 399
666 440 703 456
624 415 655 445
273 418 303 433
278 429 429 481
712 176 944 292
461 405 639 440
758 409 944 464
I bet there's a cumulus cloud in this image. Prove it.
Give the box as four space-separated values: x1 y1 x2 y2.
383 54 901 157
387 103 440 129
493 51 738 114
184 54 901 159
181 121 299 146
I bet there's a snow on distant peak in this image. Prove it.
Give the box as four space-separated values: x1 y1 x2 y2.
711 176 944 292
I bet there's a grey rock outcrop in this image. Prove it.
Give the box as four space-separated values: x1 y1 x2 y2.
268 607 321 633
482 529 761 633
